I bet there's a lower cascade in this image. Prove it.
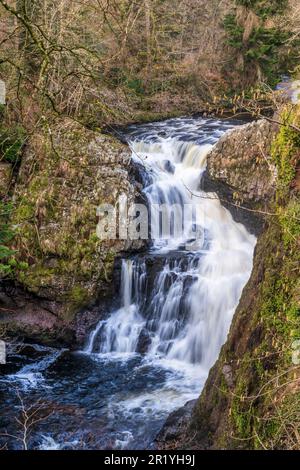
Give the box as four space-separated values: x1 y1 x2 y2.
0 117 256 450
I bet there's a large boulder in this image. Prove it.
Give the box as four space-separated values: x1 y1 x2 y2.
206 119 278 205
202 119 278 235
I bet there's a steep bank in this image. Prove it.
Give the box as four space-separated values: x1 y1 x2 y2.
157 106 300 450
0 117 144 345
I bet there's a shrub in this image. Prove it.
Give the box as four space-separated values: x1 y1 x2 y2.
0 125 26 164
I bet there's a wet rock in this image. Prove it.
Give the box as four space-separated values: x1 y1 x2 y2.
155 400 197 448
73 301 111 348
129 158 153 188
201 172 264 236
0 290 66 349
136 328 152 354
222 364 234 389
162 160 175 174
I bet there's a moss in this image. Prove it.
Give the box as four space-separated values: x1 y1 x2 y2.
18 264 55 290
277 200 300 248
67 285 90 308
271 111 299 199
230 352 254 440
14 201 35 222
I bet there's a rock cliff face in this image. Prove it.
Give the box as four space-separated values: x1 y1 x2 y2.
0 118 143 345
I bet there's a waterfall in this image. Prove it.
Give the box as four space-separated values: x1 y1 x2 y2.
87 118 256 375
0 117 257 451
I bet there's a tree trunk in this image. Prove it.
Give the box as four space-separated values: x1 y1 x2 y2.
144 0 152 83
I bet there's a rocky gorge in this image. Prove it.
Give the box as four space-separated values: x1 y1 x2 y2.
2 107 298 451
1 116 277 346
0 0 299 453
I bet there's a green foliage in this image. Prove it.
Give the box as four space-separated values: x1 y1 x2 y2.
0 125 26 164
126 78 144 95
231 356 253 439
271 111 300 199
236 0 259 6
105 67 145 95
278 201 300 248
223 0 294 86
223 15 244 49
224 16 290 84
0 119 27 276
0 201 28 276
236 0 288 18
0 201 16 275
246 27 290 84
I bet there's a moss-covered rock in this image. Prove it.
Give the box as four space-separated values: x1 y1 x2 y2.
1 117 142 342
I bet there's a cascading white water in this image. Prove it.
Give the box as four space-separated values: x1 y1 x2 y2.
86 118 256 376
87 260 145 354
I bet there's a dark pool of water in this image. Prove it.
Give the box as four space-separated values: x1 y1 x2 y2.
0 348 204 450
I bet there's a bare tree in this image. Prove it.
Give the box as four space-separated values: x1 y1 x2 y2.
0 389 52 450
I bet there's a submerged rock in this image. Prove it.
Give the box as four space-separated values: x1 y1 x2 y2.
136 328 152 354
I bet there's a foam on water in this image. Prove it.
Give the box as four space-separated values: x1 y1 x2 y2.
8 348 66 390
